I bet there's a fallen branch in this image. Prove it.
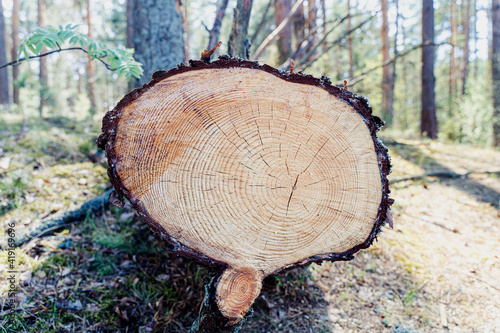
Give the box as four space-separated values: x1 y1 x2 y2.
390 170 500 184
1 189 112 248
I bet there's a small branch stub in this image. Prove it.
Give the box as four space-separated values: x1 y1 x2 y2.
216 268 263 324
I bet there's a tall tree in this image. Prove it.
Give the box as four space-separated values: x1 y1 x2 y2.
38 0 47 117
292 0 305 50
208 0 229 50
421 0 437 139
126 0 134 90
449 0 458 99
0 0 10 105
493 0 500 146
275 0 292 64
380 0 393 122
130 0 185 86
347 0 354 78
85 0 96 113
228 0 253 59
461 0 471 95
11 0 19 105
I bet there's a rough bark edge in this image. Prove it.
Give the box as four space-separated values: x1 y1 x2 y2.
97 56 392 273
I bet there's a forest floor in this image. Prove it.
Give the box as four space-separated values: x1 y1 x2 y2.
0 113 499 333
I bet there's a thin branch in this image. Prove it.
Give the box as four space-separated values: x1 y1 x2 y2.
299 13 376 70
335 41 451 87
277 12 364 69
252 0 305 59
0 46 113 70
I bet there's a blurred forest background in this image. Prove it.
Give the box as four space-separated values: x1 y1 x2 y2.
0 0 499 332
0 0 498 146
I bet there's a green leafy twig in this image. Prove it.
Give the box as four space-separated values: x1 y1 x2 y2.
0 24 143 79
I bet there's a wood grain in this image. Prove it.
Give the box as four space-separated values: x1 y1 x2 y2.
98 59 392 324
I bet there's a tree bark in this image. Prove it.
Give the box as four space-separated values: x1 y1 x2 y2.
0 0 10 105
38 0 47 118
11 0 19 105
275 0 292 64
380 0 393 122
493 0 500 146
461 0 471 95
208 0 229 50
131 0 185 87
347 0 354 78
228 0 253 59
421 0 437 139
85 0 96 114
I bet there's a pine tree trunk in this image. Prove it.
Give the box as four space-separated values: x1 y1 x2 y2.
228 0 253 59
208 0 229 50
0 1 10 105
131 0 185 87
38 0 47 118
292 0 305 51
11 0 19 105
275 0 292 64
126 0 135 91
461 0 471 95
85 0 96 114
306 0 317 61
347 0 354 78
449 0 458 100
492 0 500 147
380 0 393 122
321 0 327 51
421 0 437 139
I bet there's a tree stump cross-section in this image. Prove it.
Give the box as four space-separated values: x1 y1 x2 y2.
97 58 392 328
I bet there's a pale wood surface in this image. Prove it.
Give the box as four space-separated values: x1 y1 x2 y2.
112 67 383 320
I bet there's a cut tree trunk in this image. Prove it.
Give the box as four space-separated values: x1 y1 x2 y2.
97 58 392 330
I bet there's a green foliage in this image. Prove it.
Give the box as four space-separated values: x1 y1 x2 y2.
18 24 143 80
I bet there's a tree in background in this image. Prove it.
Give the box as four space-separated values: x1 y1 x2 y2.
461 0 471 96
128 0 185 86
275 0 292 64
493 0 500 146
0 0 9 106
11 0 19 105
421 0 437 139
85 0 96 114
38 0 47 117
207 0 229 51
380 0 394 122
228 0 253 59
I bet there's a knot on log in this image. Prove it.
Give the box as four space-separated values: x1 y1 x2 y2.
216 268 263 324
